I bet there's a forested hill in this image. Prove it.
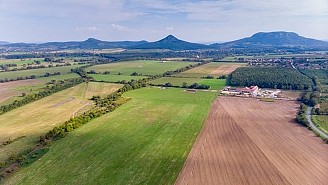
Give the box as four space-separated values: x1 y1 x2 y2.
228 67 312 90
130 35 208 50
215 31 328 48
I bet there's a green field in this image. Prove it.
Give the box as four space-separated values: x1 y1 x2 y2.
0 82 123 164
87 60 196 75
0 65 83 80
312 115 328 134
4 87 216 185
150 77 226 90
89 74 148 82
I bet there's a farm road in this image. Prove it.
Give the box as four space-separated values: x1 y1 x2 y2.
306 107 328 139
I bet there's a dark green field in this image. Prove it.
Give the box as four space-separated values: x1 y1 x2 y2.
150 77 226 90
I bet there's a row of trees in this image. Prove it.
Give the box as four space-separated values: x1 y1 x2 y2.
296 104 309 127
228 67 312 90
0 72 62 83
0 78 84 115
0 63 71 72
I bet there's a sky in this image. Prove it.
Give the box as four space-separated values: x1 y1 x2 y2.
0 0 327 43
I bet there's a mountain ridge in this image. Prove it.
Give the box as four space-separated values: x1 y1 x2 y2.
1 32 328 51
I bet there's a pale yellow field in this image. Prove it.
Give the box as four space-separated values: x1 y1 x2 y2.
174 62 246 78
0 82 122 163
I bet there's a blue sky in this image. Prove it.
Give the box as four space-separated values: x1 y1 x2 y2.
0 0 327 43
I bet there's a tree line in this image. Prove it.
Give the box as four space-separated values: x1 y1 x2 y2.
228 67 312 90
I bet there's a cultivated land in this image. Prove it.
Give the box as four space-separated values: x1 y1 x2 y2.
176 97 328 185
150 77 226 90
0 65 83 80
4 88 216 185
89 74 148 82
0 73 80 105
0 82 122 164
173 62 246 78
86 60 196 75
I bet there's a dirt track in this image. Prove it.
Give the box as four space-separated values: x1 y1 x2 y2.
175 97 328 185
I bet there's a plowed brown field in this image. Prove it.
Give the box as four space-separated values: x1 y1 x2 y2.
175 97 328 185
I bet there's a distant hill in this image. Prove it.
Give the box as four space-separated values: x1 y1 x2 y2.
5 38 148 50
131 35 208 50
215 32 328 48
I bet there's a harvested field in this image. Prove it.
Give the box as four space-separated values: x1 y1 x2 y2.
0 79 41 103
176 97 328 185
210 64 243 75
174 62 245 78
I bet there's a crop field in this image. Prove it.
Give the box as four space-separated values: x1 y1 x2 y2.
150 77 226 90
4 87 216 185
0 65 83 80
86 60 196 75
0 74 81 106
176 97 328 185
89 74 148 82
0 82 122 164
172 62 246 78
312 115 328 134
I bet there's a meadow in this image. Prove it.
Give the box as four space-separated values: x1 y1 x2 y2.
86 60 196 75
0 82 122 164
0 65 84 80
4 87 216 185
89 74 148 82
312 115 328 134
150 77 226 90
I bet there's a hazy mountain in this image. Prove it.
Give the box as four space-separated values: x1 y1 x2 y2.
131 35 208 50
214 32 328 48
0 41 10 45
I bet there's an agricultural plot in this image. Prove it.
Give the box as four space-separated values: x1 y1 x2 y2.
150 77 226 90
86 60 196 76
89 74 148 83
4 88 216 185
0 82 122 164
176 97 328 185
173 62 245 78
0 65 83 80
0 74 80 106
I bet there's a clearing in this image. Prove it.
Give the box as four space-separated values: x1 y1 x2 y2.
176 97 328 185
4 88 216 185
0 82 122 164
86 60 196 76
